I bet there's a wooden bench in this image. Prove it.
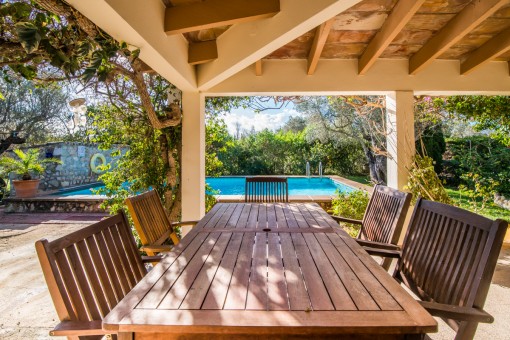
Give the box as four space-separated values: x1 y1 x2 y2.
366 198 508 340
245 176 289 202
331 184 412 269
35 212 158 339
125 189 198 256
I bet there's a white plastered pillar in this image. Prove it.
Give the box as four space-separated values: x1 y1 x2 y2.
386 91 415 190
181 91 205 236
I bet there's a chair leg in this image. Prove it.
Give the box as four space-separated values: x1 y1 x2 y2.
454 321 479 340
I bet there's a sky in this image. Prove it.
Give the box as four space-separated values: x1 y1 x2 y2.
220 103 303 136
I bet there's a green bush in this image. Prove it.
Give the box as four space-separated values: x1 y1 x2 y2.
443 136 510 195
330 190 369 237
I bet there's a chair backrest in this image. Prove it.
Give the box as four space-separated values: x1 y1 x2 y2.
395 198 507 335
125 189 180 248
245 176 289 202
35 212 146 336
359 184 412 245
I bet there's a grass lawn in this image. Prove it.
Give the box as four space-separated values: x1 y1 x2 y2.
343 175 372 185
446 188 510 222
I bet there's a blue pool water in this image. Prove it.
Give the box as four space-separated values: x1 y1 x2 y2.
206 177 354 196
53 177 354 197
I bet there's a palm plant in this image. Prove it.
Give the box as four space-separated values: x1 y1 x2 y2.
0 149 61 180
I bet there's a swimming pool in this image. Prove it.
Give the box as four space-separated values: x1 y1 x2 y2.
206 177 354 196
52 176 354 197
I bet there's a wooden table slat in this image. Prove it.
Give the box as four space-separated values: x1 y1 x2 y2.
202 233 244 309
223 232 255 309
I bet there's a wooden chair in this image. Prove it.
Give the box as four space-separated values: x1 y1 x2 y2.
125 189 198 256
245 176 289 202
35 212 159 339
331 185 412 268
366 198 508 340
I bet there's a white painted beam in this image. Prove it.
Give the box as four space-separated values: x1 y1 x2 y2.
461 26 510 75
207 59 510 95
386 91 415 190
68 0 197 91
181 91 206 235
196 0 363 90
358 0 425 75
409 0 508 75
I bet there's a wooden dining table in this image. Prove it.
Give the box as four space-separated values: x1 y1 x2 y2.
103 202 437 339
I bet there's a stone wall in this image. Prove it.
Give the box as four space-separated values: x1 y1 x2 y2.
494 193 510 210
7 142 125 193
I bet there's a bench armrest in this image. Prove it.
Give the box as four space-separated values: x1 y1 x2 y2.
364 247 401 258
50 320 110 336
140 244 172 252
171 220 200 226
356 239 401 251
141 255 163 263
330 215 363 225
419 301 494 323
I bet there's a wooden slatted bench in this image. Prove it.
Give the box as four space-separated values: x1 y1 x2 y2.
126 189 199 256
366 198 508 339
35 212 158 339
331 184 412 269
245 176 289 202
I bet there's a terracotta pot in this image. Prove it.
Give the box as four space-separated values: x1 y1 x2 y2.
12 179 40 198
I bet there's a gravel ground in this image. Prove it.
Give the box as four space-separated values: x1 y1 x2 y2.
0 210 508 339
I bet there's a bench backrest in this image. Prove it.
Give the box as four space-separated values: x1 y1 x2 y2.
125 189 180 250
245 176 289 202
360 184 411 245
36 212 146 334
395 198 507 335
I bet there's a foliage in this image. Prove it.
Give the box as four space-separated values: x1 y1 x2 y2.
443 136 510 195
0 77 71 143
1 0 184 219
296 96 386 184
0 148 61 180
405 154 451 204
330 190 370 237
446 188 510 222
415 124 446 174
444 96 510 145
90 101 181 217
205 115 233 177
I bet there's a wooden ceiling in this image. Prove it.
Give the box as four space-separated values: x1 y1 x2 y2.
163 0 510 75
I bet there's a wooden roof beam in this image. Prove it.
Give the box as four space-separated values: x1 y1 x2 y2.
255 60 262 76
307 19 334 75
188 41 218 65
358 0 425 75
409 0 508 75
165 0 280 35
461 26 510 75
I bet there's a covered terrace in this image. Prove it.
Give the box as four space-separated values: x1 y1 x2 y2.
66 0 510 225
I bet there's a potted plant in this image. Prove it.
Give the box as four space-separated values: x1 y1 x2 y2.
0 149 61 198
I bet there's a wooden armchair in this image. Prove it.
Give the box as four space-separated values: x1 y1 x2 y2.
331 185 411 267
125 189 198 256
366 198 508 340
245 176 289 202
35 212 158 339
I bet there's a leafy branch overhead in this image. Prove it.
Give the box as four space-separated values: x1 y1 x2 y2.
0 0 179 129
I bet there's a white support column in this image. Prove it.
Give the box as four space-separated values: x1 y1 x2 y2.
181 91 205 236
386 91 415 190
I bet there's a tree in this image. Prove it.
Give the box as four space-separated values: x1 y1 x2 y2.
297 96 386 183
444 96 510 145
0 77 71 144
1 0 185 214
